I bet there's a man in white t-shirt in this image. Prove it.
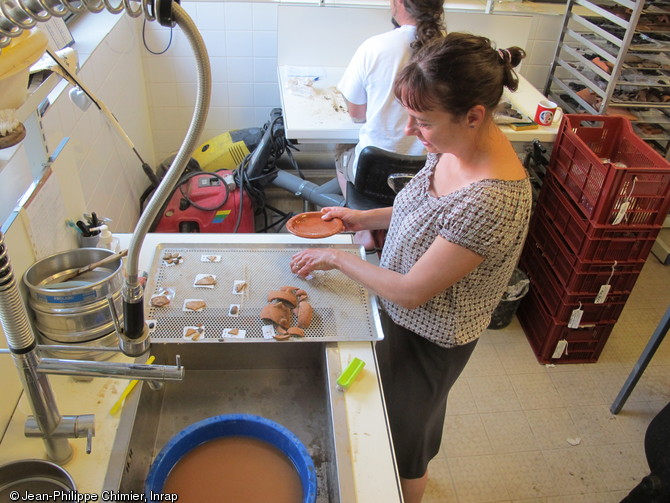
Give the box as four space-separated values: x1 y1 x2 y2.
335 0 444 250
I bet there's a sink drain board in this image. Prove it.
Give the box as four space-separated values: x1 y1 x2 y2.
145 243 382 342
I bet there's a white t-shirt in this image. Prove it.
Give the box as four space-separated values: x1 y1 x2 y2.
337 25 426 180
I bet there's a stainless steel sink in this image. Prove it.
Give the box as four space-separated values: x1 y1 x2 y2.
103 341 353 502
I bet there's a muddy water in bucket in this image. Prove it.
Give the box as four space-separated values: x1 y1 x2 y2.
23 248 124 359
163 436 303 502
146 414 317 503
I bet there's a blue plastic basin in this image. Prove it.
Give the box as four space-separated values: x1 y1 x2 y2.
145 414 317 502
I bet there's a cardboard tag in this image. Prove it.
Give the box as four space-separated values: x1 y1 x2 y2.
594 284 611 304
552 339 568 359
261 325 275 339
611 201 630 225
568 308 584 329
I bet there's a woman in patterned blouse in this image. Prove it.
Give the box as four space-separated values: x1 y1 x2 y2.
290 33 532 503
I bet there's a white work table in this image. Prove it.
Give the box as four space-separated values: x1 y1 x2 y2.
279 65 561 145
0 233 402 502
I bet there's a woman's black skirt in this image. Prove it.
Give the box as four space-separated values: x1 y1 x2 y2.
376 310 478 479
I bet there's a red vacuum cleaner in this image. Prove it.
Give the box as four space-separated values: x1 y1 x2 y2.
153 169 254 233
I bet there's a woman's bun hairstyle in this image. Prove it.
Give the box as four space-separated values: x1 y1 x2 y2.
394 32 527 116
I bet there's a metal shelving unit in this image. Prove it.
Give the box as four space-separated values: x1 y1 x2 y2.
545 0 670 156
545 0 670 263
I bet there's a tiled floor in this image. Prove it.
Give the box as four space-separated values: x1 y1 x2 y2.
423 256 670 503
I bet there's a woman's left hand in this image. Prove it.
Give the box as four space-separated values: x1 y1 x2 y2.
290 248 340 278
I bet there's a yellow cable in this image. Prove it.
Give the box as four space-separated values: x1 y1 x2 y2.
109 355 155 416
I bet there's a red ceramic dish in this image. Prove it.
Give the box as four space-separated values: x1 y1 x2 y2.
286 212 345 239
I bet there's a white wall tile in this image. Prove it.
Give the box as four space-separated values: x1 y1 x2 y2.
253 57 279 83
226 31 254 58
255 106 276 125
254 83 281 107
201 30 227 58
528 39 559 66
227 57 254 83
173 56 198 83
204 106 231 133
210 82 229 108
224 3 253 31
154 129 186 162
79 51 105 91
253 3 278 31
229 83 255 107
535 13 563 41
528 14 541 41
228 107 257 129
523 64 552 93
206 57 226 85
253 31 278 58
150 82 179 109
151 107 181 130
145 56 177 83
176 81 198 107
195 2 226 31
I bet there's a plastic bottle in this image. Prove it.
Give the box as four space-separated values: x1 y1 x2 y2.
94 225 120 253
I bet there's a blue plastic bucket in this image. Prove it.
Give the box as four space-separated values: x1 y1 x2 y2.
145 414 317 503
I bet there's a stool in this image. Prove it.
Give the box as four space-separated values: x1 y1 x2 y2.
345 146 426 210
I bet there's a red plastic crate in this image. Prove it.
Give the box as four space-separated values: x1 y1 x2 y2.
522 250 628 324
520 233 643 295
526 209 647 288
517 284 615 364
537 175 660 262
549 114 670 226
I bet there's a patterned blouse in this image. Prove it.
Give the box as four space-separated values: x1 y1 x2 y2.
379 153 532 348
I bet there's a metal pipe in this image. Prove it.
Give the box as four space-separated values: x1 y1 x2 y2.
11 350 73 463
38 357 184 381
0 232 72 462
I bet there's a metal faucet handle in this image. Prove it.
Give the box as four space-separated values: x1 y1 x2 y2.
86 428 93 454
106 294 123 337
25 414 96 454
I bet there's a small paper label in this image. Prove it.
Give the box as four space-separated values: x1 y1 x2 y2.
611 201 630 225
594 284 611 304
193 274 217 289
261 325 275 339
221 328 245 339
552 339 568 359
568 308 584 329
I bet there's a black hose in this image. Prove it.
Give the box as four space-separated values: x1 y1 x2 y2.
177 170 230 212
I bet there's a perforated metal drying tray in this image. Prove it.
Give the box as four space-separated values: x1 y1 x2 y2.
144 243 383 343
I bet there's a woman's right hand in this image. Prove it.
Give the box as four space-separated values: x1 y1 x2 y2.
320 207 367 232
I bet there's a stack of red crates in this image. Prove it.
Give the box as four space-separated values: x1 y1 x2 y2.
517 114 670 364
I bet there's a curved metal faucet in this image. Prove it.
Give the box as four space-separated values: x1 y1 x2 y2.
120 1 211 355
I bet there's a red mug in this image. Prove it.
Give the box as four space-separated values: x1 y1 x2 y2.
534 99 562 126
